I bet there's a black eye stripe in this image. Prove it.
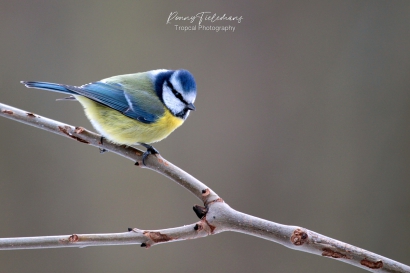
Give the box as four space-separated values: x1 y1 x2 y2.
166 80 188 105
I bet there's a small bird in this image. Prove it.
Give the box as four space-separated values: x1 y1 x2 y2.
21 69 197 164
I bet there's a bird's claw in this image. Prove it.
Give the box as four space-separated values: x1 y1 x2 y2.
99 136 107 153
136 143 160 166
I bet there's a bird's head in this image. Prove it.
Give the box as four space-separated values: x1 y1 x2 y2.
152 69 197 119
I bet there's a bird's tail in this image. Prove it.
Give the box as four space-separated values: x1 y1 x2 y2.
21 81 76 95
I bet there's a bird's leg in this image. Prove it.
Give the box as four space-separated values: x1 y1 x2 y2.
138 143 160 166
99 136 107 153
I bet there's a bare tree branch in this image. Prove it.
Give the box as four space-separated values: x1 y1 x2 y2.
1 102 409 273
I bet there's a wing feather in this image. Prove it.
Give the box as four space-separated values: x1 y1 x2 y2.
66 82 164 124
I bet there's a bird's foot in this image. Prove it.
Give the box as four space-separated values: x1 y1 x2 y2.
135 143 159 166
99 136 107 153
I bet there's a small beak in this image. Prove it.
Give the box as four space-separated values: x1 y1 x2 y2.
186 103 196 111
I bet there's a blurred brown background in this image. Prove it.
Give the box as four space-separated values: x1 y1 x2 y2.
1 1 409 272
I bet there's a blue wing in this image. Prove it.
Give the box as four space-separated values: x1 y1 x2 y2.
22 81 164 124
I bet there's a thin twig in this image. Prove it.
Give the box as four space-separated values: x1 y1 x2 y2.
1 102 409 273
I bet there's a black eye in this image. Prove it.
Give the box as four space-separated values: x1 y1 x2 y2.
167 80 186 103
174 90 184 101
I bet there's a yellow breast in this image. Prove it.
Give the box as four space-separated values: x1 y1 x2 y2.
75 96 184 145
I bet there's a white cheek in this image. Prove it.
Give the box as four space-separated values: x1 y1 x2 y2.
162 85 185 114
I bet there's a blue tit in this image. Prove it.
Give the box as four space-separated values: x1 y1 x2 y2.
21 69 197 164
